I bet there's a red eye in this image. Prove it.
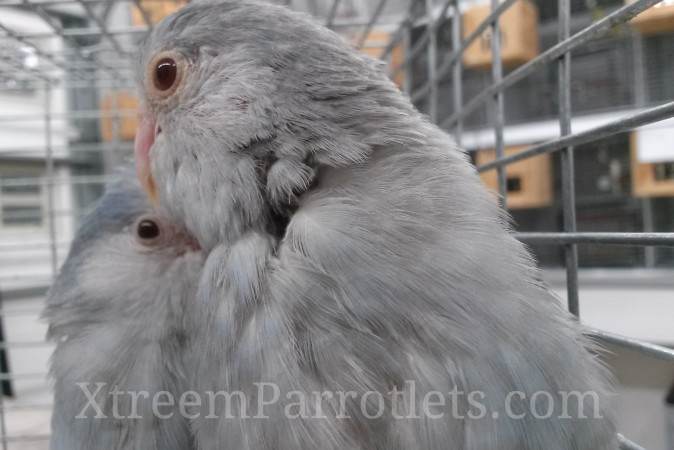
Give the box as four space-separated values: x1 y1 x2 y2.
154 58 177 91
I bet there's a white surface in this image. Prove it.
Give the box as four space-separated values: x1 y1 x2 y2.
635 118 674 164
460 108 656 152
605 342 674 450
1 295 52 450
553 286 674 345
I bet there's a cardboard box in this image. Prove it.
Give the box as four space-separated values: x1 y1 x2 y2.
476 145 553 209
462 0 539 70
630 133 674 197
360 30 405 88
100 92 139 142
131 0 187 26
628 0 674 35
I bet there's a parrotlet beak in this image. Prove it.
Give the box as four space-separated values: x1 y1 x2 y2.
134 110 159 205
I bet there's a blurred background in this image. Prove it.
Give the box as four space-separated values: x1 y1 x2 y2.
0 0 672 448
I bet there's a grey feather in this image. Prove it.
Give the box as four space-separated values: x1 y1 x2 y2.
44 168 203 450
137 2 618 449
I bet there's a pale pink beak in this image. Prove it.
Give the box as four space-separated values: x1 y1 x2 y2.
134 110 159 205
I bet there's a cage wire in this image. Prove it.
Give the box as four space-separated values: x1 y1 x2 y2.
0 0 673 448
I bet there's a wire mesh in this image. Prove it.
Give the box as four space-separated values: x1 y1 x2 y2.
0 0 673 448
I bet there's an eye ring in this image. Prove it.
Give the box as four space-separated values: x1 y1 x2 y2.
146 50 186 100
133 215 163 247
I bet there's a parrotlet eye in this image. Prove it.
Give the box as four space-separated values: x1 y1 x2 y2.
154 58 177 92
134 216 163 246
146 51 185 100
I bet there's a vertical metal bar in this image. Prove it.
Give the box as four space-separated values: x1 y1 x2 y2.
44 82 58 278
306 0 318 16
491 0 506 204
451 0 463 145
0 294 12 399
558 0 580 316
356 0 389 49
632 30 657 267
380 0 419 61
665 384 674 448
325 0 341 28
402 21 413 95
0 290 11 450
632 31 647 108
642 198 656 267
0 354 7 450
425 0 438 123
112 84 121 168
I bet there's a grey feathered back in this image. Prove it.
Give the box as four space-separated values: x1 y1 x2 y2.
138 2 617 449
44 170 202 450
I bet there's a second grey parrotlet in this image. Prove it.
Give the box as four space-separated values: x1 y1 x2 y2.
44 170 202 450
133 2 618 449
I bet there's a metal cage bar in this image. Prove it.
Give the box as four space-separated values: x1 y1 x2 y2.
356 0 389 49
516 232 674 247
425 0 438 123
489 0 505 205
450 0 463 145
411 0 518 103
557 0 579 316
440 0 664 129
476 101 674 172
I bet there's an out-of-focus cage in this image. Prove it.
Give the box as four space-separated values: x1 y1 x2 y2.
0 0 673 449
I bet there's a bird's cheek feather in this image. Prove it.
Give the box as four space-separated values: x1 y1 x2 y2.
134 112 159 205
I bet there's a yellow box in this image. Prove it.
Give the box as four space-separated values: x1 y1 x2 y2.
628 0 674 35
630 133 674 197
100 92 139 142
359 30 405 88
131 0 187 26
462 0 539 70
476 145 553 209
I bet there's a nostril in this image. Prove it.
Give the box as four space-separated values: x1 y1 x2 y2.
154 123 162 137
